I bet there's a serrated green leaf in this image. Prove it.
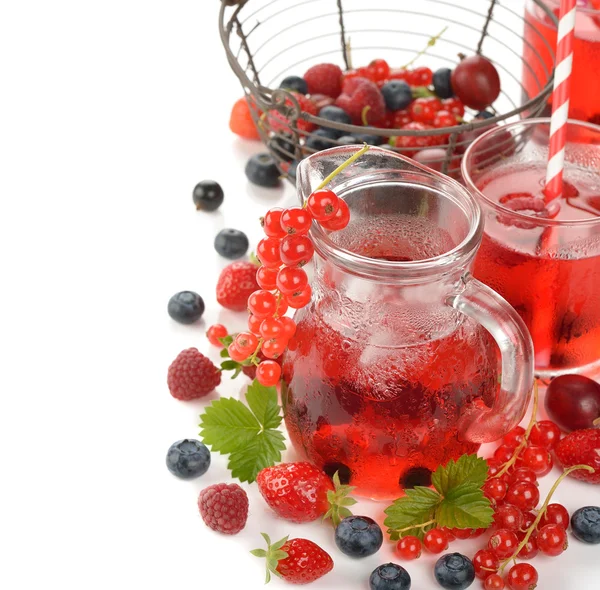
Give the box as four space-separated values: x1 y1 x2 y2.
431 454 488 495
435 482 494 529
199 397 259 454
228 429 286 483
246 380 281 430
384 486 441 540
220 360 239 371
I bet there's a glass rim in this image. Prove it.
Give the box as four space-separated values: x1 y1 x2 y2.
542 0 600 16
461 117 600 229
305 146 484 282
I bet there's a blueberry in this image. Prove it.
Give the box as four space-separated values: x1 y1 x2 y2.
337 135 358 145
354 131 383 146
434 553 475 590
193 180 224 212
335 515 383 558
318 105 352 138
433 68 454 99
400 467 432 489
168 291 205 324
269 134 296 162
279 75 308 95
214 228 249 259
245 153 281 187
306 128 338 152
381 81 413 111
475 110 495 120
287 159 299 181
166 439 211 479
369 563 411 590
571 506 600 544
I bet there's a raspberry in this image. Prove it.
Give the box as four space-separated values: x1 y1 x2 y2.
167 348 221 400
303 63 343 98
198 483 249 535
554 429 600 484
335 77 386 125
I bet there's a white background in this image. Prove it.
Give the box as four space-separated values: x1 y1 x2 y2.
1 1 599 589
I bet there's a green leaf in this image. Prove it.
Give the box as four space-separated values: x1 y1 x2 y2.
250 549 267 557
246 380 281 430
228 429 286 483
219 335 234 347
431 454 488 495
435 482 494 530
384 486 441 540
220 360 239 371
220 348 230 358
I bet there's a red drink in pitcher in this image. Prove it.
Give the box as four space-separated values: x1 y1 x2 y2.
283 146 534 500
522 0 600 123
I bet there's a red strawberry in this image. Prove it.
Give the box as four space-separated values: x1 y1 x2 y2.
268 92 317 134
216 261 259 312
555 429 600 484
229 97 260 140
303 63 343 98
251 534 334 585
335 77 386 125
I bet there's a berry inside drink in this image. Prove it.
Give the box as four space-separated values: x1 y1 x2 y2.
282 216 499 500
473 163 600 374
522 0 600 123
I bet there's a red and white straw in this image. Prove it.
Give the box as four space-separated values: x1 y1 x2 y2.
545 0 577 202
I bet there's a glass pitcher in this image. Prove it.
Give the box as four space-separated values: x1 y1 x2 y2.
282 146 534 500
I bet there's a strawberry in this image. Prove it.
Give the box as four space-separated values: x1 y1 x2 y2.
257 461 355 524
216 260 259 312
229 97 260 140
303 63 343 98
268 92 317 134
251 534 334 585
555 428 600 484
335 77 386 125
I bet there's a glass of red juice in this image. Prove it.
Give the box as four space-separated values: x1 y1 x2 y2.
522 0 600 123
282 146 534 500
463 118 600 379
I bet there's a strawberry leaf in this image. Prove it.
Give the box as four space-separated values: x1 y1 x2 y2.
435 482 494 529
431 454 488 495
384 486 441 540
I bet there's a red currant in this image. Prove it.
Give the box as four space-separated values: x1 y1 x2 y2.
537 524 568 556
280 316 297 339
493 504 523 531
518 446 553 476
395 122 436 150
409 97 438 123
488 529 519 559
508 468 537 487
483 479 508 506
506 563 538 590
276 266 308 295
389 68 409 81
256 237 282 268
262 208 286 238
521 511 537 531
484 574 505 590
228 343 248 362
248 313 262 335
286 284 312 309
486 459 504 479
442 97 465 117
396 535 421 560
473 549 499 580
494 444 516 464
256 266 278 290
471 528 486 538
280 235 315 267
255 360 281 387
449 528 472 540
248 290 278 318
206 324 227 347
320 199 350 231
342 69 362 83
368 58 390 82
412 66 433 86
423 529 449 554
307 189 339 221
517 534 538 560
529 420 561 450
261 337 286 359
538 503 569 529
274 296 288 317
392 109 412 128
259 317 284 340
503 426 526 449
505 482 540 512
280 207 312 236
433 109 457 129
234 332 258 356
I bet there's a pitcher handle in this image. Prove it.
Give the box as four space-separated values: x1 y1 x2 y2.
447 273 534 444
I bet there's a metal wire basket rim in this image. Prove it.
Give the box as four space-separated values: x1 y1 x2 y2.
300 145 484 281
462 116 600 229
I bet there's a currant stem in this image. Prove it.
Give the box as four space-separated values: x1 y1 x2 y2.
401 26 448 69
249 337 264 365
395 519 436 534
498 464 595 574
313 143 371 193
494 381 539 479
361 105 371 126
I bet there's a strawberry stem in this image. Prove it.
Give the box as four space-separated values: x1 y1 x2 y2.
401 26 448 69
498 464 595 574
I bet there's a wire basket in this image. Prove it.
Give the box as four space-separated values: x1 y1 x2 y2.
219 0 556 179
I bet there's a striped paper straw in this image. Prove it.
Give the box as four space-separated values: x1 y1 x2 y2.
544 0 577 202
